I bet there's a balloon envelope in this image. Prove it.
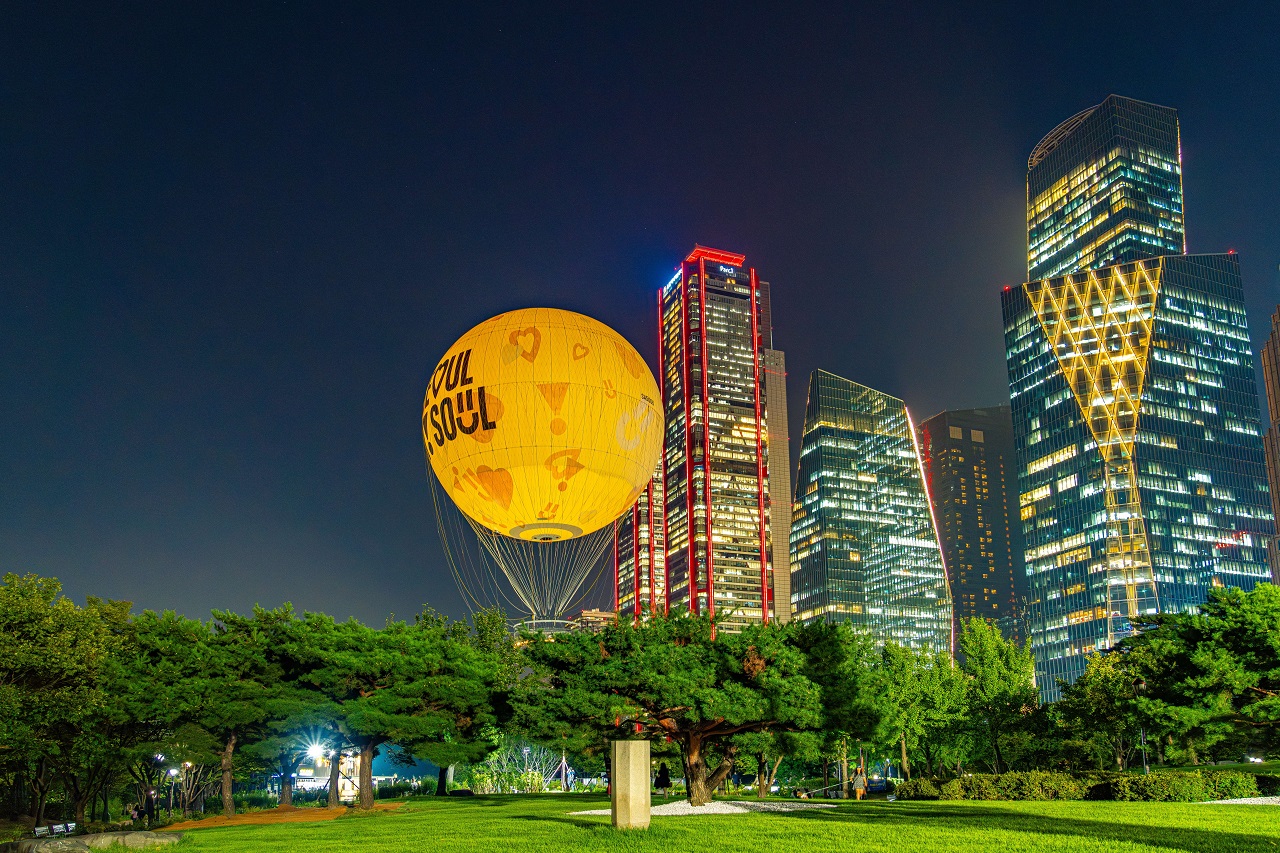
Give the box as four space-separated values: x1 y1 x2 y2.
423 308 663 542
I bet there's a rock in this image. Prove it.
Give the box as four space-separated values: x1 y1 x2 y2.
81 832 180 850
2 831 181 853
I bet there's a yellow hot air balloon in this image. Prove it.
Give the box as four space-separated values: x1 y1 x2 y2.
423 308 663 543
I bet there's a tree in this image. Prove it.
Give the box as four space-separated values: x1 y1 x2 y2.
516 614 823 806
295 612 498 809
1054 651 1143 770
1121 583 1280 760
958 618 1037 773
874 642 967 780
792 621 879 795
0 574 135 825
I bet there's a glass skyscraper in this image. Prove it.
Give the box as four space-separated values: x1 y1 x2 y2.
1004 253 1274 699
1027 95 1184 282
918 406 1026 642
650 245 788 631
790 370 952 651
613 467 665 620
1258 307 1280 583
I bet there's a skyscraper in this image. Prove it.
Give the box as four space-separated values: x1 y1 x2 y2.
1007 96 1274 700
655 245 785 630
613 467 664 619
1259 308 1280 583
1027 95 1184 282
790 370 952 651
1004 253 1274 699
918 406 1025 642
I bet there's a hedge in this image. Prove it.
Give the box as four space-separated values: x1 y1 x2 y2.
892 779 941 800
1256 774 1280 796
1109 770 1259 802
938 772 1084 801
893 769 1264 803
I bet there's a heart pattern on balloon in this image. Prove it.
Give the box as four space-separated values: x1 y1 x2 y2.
510 327 542 363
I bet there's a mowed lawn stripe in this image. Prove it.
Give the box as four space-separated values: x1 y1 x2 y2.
175 795 1280 853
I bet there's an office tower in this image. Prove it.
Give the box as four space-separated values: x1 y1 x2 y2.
1259 308 1280 583
790 370 953 651
613 468 665 619
657 245 779 631
918 406 1025 641
1027 95 1184 282
758 278 793 623
1003 253 1274 699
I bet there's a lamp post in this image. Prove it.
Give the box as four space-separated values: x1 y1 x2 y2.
1131 677 1149 775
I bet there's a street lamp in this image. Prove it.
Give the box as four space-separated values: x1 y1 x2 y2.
1131 677 1149 775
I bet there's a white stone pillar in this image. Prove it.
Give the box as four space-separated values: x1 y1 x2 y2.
610 739 650 830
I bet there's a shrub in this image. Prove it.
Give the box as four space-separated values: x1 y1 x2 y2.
376 782 413 799
232 792 277 811
938 772 1084 801
1075 771 1123 801
893 779 941 800
998 771 1086 801
1111 771 1208 802
1255 774 1280 796
1202 771 1259 800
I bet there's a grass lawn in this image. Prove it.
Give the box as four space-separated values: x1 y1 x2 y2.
174 794 1280 853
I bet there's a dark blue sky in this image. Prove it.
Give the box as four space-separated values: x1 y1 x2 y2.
3 1 1278 624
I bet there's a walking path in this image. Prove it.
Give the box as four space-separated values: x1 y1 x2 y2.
160 802 404 830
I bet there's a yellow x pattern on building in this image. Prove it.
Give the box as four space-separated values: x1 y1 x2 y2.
1024 259 1163 646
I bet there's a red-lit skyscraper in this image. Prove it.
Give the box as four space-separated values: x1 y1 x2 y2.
642 245 786 630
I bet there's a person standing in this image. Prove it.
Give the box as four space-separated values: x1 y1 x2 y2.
853 764 867 801
654 763 671 799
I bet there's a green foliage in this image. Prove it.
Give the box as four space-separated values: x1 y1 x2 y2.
939 772 1085 801
958 618 1037 774
892 778 941 800
1256 774 1280 795
874 642 968 778
1201 770 1260 800
516 613 824 805
1121 583 1280 759
1109 771 1209 802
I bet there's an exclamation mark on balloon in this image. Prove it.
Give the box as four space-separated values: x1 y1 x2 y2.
536 382 569 436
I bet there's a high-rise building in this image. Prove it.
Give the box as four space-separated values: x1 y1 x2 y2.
759 279 793 623
1009 96 1273 700
1259 307 1280 583
1027 95 1184 282
790 370 952 651
655 245 785 631
917 406 1025 642
613 467 664 619
1003 253 1274 699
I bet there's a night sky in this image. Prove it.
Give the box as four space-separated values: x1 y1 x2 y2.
4 2 1279 625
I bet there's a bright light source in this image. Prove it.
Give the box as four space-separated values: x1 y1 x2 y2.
155 754 165 762
307 743 325 761
168 768 179 777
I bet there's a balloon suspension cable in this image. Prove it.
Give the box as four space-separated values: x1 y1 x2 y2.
427 463 614 624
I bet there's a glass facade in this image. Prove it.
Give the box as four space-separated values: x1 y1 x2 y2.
655 245 780 631
1027 95 1184 282
918 406 1026 643
790 370 953 651
614 467 665 619
1259 308 1280 583
1002 253 1274 699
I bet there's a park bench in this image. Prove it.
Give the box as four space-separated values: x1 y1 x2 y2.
33 826 50 838
51 824 67 835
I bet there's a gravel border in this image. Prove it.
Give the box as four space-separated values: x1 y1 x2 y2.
1200 796 1280 805
570 800 838 816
